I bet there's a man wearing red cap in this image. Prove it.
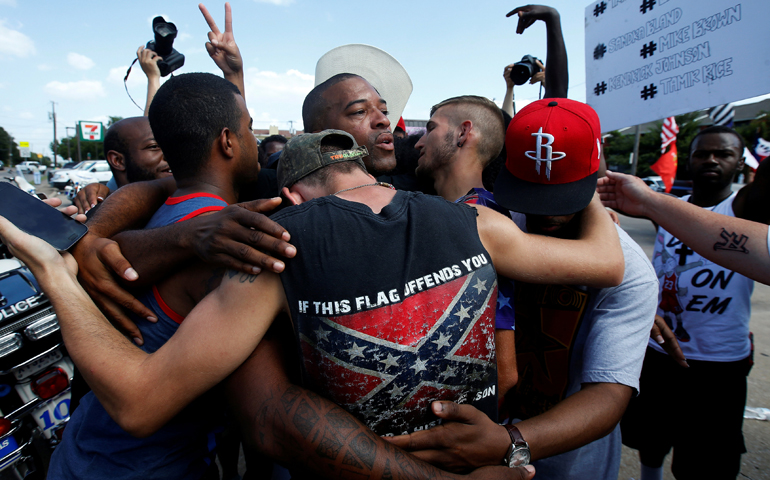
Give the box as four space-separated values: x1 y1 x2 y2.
389 98 658 480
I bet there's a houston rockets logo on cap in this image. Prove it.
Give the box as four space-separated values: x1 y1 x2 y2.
525 127 567 180
493 99 602 216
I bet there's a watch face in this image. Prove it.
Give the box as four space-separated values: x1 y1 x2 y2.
511 448 531 467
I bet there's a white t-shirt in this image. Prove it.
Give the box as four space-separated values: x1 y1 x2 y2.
650 193 754 362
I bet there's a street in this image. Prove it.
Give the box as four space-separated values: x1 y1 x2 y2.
615 215 770 480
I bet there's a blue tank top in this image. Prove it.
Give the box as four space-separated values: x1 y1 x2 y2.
49 193 228 480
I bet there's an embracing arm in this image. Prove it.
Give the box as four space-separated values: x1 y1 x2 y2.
599 171 770 284
37 256 282 436
226 335 533 480
477 195 624 287
84 177 175 237
112 198 294 288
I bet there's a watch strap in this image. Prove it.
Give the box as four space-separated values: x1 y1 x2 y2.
505 424 526 446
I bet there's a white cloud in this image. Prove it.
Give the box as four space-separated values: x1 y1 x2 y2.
44 80 106 101
37 63 53 71
107 64 170 91
0 19 35 57
0 0 17 7
253 0 294 5
19 111 33 119
67 52 95 70
243 67 314 130
177 32 192 42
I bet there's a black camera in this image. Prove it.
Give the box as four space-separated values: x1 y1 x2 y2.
509 55 542 86
146 16 185 77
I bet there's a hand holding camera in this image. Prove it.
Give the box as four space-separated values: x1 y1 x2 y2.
145 16 185 77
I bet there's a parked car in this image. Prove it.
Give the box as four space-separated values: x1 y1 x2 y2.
641 176 665 193
16 162 46 174
669 179 693 197
49 162 96 190
68 160 112 186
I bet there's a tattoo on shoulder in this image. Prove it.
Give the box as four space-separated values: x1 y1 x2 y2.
225 269 261 283
240 272 260 283
714 228 749 254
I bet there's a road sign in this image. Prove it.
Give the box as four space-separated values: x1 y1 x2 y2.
78 121 104 142
585 0 770 132
19 141 30 158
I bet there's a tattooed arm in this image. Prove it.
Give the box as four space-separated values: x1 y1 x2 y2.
599 171 770 285
225 329 534 480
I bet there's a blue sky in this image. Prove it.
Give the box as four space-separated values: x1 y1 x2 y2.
1 0 766 160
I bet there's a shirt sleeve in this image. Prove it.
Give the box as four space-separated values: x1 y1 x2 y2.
576 232 659 394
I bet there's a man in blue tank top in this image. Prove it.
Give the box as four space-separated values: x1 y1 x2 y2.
48 72 260 480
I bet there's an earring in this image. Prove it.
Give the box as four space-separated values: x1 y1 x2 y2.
457 142 463 147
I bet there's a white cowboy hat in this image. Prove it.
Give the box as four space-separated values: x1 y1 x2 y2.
315 44 413 129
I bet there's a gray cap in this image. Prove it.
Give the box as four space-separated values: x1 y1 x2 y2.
277 129 368 190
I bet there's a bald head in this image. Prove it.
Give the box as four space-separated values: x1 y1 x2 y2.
302 75 396 175
104 116 169 187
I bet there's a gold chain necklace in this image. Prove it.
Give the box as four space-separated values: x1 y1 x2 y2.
332 182 395 197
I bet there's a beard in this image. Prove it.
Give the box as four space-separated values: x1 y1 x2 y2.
416 131 456 179
125 159 162 183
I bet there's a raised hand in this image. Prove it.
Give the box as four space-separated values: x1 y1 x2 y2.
506 5 558 34
199 3 243 78
137 46 162 81
597 171 656 217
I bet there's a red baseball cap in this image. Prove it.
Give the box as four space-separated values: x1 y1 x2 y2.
494 99 601 216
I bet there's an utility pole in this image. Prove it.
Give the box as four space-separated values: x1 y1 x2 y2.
631 124 641 176
75 123 82 163
49 101 58 167
288 120 295 136
65 126 76 162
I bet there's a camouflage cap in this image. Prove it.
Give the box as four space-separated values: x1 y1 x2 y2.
277 129 369 190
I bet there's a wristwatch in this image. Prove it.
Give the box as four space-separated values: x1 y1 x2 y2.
503 424 531 468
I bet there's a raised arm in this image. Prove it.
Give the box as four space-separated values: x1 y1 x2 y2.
199 3 245 99
137 46 162 116
599 171 770 285
506 5 567 99
477 194 624 287
502 64 515 117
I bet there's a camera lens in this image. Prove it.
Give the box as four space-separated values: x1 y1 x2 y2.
152 17 177 57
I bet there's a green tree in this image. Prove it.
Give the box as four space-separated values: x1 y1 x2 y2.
51 136 104 163
603 111 702 179
107 116 123 127
0 126 22 166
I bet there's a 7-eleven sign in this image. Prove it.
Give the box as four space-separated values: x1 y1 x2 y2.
79 121 104 142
